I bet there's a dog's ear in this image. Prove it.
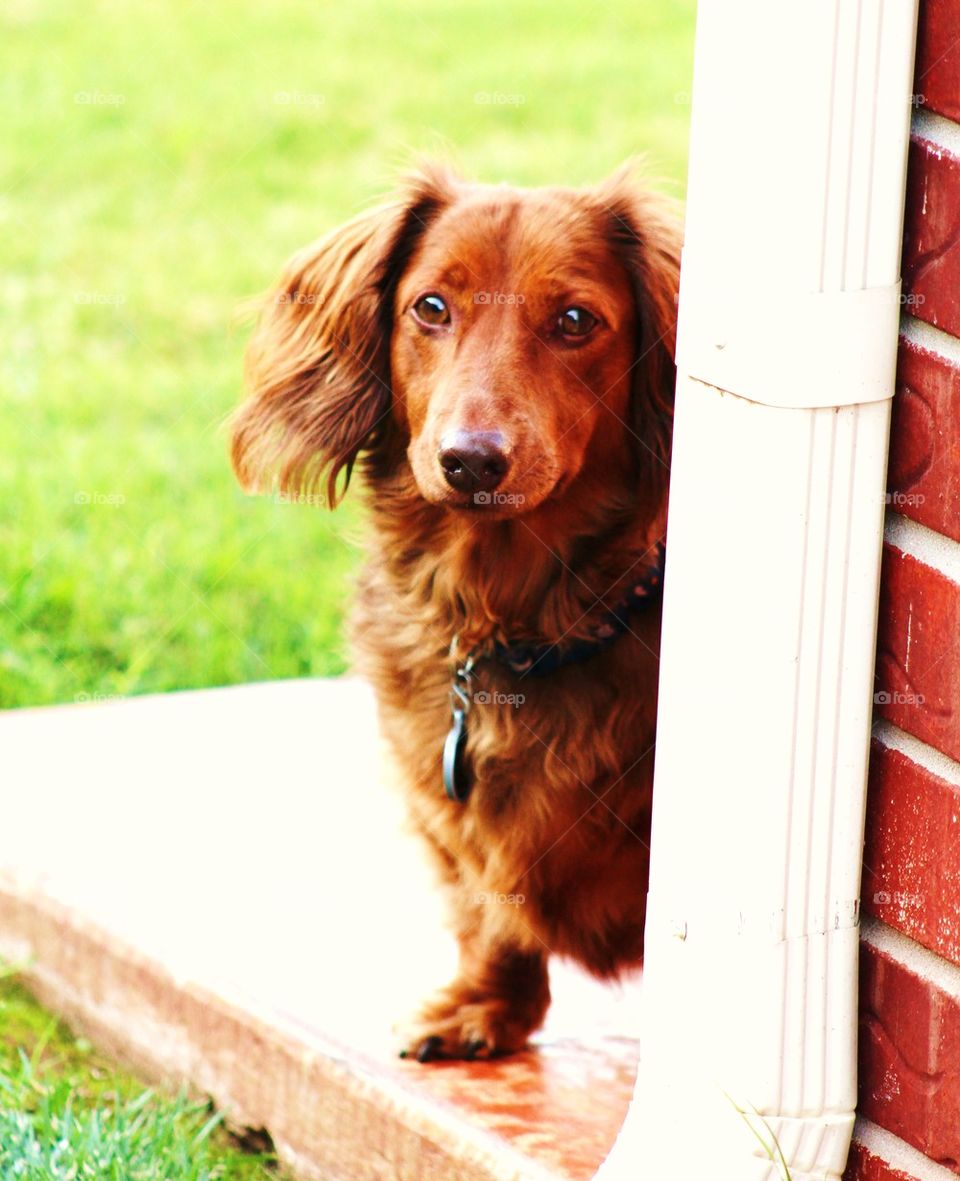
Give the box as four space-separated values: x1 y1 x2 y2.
598 165 682 492
231 164 457 506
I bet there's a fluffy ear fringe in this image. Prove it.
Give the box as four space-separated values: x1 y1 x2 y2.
230 162 459 507
597 163 682 489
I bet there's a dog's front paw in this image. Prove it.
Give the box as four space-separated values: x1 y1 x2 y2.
398 984 544 1062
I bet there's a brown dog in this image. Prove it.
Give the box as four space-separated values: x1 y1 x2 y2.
231 162 681 1061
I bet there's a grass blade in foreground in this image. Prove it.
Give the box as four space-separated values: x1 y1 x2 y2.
0 970 287 1180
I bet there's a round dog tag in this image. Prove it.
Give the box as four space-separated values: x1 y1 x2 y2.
443 708 472 802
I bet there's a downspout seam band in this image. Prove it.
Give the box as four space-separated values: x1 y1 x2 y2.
676 267 902 410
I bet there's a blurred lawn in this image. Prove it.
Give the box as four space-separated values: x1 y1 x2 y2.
0 0 693 709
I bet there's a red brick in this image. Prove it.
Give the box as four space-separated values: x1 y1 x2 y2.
844 1139 922 1181
858 936 960 1169
914 0 960 122
890 338 960 543
903 135 960 338
863 739 960 967
875 544 960 763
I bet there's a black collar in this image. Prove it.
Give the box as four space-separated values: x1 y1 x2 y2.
492 541 665 677
441 543 665 803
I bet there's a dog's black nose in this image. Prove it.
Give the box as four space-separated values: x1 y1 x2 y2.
438 431 509 495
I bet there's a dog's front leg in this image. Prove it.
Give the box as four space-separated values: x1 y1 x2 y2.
400 928 550 1062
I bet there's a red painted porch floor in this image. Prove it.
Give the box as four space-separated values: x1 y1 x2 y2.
0 679 640 1181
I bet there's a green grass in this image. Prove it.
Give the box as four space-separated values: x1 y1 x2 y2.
0 965 287 1179
0 0 693 708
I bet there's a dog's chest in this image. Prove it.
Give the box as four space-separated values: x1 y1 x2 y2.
350 560 658 812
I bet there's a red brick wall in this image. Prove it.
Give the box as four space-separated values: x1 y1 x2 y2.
845 3 960 1175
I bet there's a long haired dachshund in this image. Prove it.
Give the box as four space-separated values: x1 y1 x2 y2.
231 162 681 1061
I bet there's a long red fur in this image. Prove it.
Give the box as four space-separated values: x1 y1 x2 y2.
231 161 682 1059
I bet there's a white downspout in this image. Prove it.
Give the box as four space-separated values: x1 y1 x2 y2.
597 4 918 1180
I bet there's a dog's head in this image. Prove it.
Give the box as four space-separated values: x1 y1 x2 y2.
232 162 680 519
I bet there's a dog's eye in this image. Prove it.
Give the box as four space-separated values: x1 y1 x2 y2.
412 294 451 327
557 307 598 338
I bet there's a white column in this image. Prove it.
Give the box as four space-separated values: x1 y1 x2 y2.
598 3 918 1178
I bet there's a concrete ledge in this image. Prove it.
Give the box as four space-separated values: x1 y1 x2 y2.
0 680 639 1180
